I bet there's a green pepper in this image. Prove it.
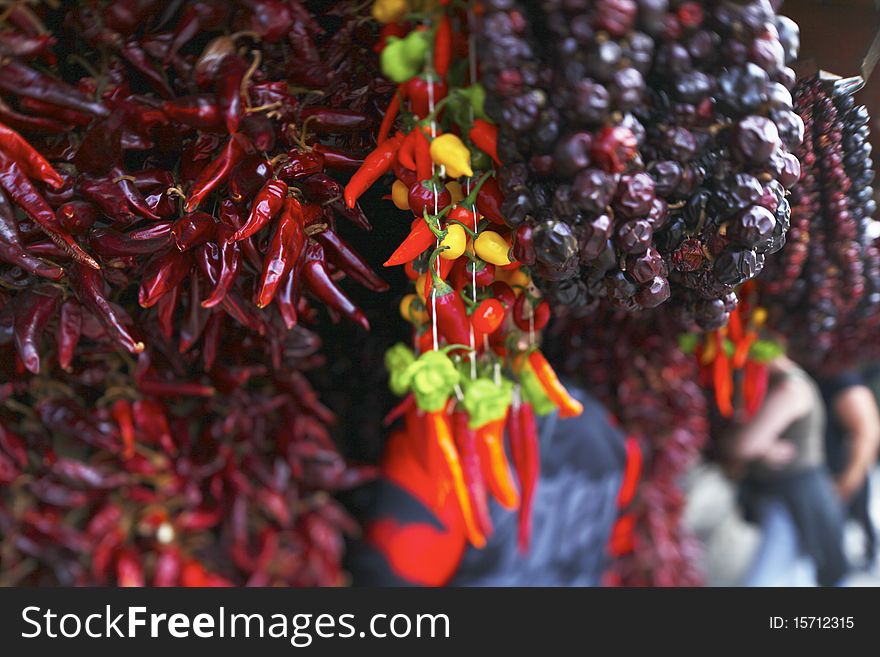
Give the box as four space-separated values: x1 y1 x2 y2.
385 342 416 396
519 365 557 416
462 377 513 429
380 32 431 84
677 333 699 354
402 350 461 412
749 339 784 363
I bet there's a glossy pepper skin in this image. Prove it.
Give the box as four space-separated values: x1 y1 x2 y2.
68 263 144 354
201 225 240 309
452 409 494 538
525 351 584 419
344 133 403 208
302 240 369 330
430 281 472 347
184 134 248 212
476 418 520 511
257 197 306 308
384 218 434 267
468 119 501 166
14 286 61 374
0 188 62 280
314 227 389 293
508 401 539 553
475 176 505 225
162 94 224 131
0 59 109 117
0 120 65 188
231 179 288 242
300 108 370 135
56 298 82 371
138 249 193 308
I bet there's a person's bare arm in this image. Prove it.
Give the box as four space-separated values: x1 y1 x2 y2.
731 374 813 464
833 385 880 501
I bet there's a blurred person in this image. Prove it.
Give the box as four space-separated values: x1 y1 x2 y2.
726 354 849 586
819 370 880 565
346 387 634 586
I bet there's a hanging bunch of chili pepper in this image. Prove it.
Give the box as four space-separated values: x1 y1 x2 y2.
0 0 393 586
350 1 582 553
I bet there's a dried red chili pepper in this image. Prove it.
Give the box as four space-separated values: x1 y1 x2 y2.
14 286 61 374
180 270 210 352
161 94 223 131
0 59 109 117
274 267 299 330
20 95 92 128
452 409 494 538
184 134 249 212
172 213 216 251
257 197 306 308
139 249 193 308
0 97 69 134
119 38 174 99
231 178 288 242
155 282 179 342
201 228 240 309
56 298 82 371
68 263 144 354
0 189 62 280
302 173 372 232
314 227 388 293
344 133 403 208
89 225 172 257
276 150 325 183
302 240 369 330
216 54 246 134
55 201 98 235
312 144 363 173
0 120 65 188
301 108 370 135
110 399 136 459
508 401 539 553
228 155 273 203
78 178 135 225
377 92 402 145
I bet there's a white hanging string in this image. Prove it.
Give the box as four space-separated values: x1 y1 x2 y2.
428 38 440 352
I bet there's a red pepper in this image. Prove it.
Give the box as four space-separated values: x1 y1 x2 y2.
20 96 92 128
396 130 418 171
257 197 306 308
377 91 402 144
408 180 452 218
513 295 550 332
508 401 539 552
162 94 224 131
476 176 506 225
430 279 472 347
155 283 179 341
713 332 734 418
315 227 389 292
616 436 642 509
452 409 494 538
202 310 223 370
276 150 325 182
230 178 288 242
138 249 193 308
428 409 486 548
0 97 70 134
434 16 453 78
469 119 501 166
180 269 210 352
344 133 403 208
0 150 99 269
301 108 370 135
202 227 240 309
215 54 246 134
111 167 162 220
229 155 273 203
406 76 449 120
79 177 136 225
68 263 143 353
0 120 65 188
471 298 505 341
0 59 109 117
56 201 98 235
14 286 61 374
303 173 373 232
744 360 770 418
89 225 172 257
274 266 299 329
118 39 174 98
184 134 249 212
313 144 363 173
0 31 56 60
0 189 62 280
302 240 369 330
526 350 584 418
111 399 137 460
172 212 216 251
489 281 516 310
476 417 520 511
56 298 82 371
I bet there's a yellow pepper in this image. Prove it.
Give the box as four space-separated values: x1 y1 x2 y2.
496 265 530 289
415 273 427 303
446 181 464 204
372 0 409 24
429 134 473 179
752 306 768 327
400 293 428 325
439 223 467 260
473 230 511 265
392 179 410 210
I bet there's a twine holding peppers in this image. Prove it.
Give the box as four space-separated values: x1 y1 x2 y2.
351 1 583 553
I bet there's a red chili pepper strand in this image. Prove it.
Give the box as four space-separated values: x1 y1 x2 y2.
302 240 369 330
713 332 734 418
314 227 389 292
376 91 402 144
509 401 539 553
0 151 99 269
406 77 449 120
202 228 240 309
281 371 336 425
119 38 175 99
230 178 288 242
301 108 370 135
744 360 770 418
257 197 306 308
430 280 471 347
110 399 137 460
13 286 61 374
274 266 300 330
343 132 403 208
512 294 550 332
0 189 63 280
475 175 506 225
434 15 453 78
0 120 65 188
138 249 193 308
79 177 137 225
56 298 82 371
414 128 433 182
275 150 325 182
171 212 216 251
0 97 70 134
110 168 162 221
68 263 144 354
302 173 373 232
89 225 172 257
0 59 109 117
184 134 248 212
129 168 175 194
312 144 363 173
384 218 434 267
0 32 56 60
56 201 98 235
155 282 179 342
452 409 494 539
215 54 246 134
468 119 501 166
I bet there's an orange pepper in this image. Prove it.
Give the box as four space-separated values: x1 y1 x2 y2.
713 331 734 418
476 417 520 510
526 350 584 418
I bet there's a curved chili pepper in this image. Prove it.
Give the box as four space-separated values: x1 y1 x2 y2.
167 1 231 63
0 120 65 188
78 178 136 225
68 263 144 354
172 212 216 251
56 298 82 371
475 175 505 225
110 398 137 460
130 168 175 193
468 119 500 166
713 331 734 418
0 32 56 60
428 409 486 548
475 417 520 511
513 295 550 332
315 227 389 292
302 240 369 330
508 401 539 552
313 144 363 173
616 436 642 510
0 97 69 134
452 409 494 538
525 350 584 418
36 398 118 452
202 227 240 309
431 280 471 347
344 132 403 208
201 310 223 370
138 249 193 308
0 151 99 269
276 150 325 182
257 197 306 308
377 91 401 144
406 76 449 120
0 59 108 117
744 360 770 418
180 133 222 184
216 54 246 134
229 155 273 203
231 179 288 242
0 189 62 280
303 173 372 232
20 95 93 128
184 134 249 212
119 38 174 99
161 94 223 131
105 0 163 35
301 108 370 135
89 225 172 257
56 201 98 235
434 15 453 78
14 286 61 374
111 168 162 220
